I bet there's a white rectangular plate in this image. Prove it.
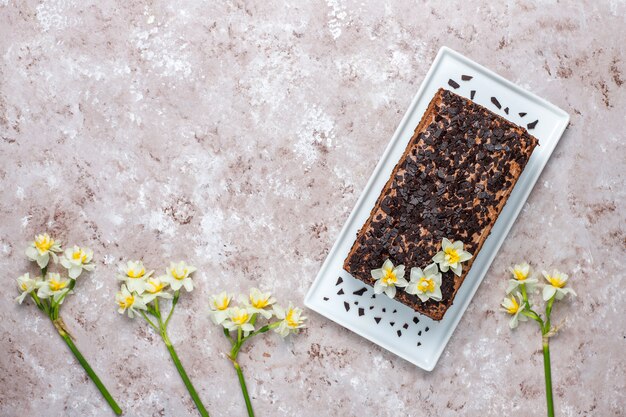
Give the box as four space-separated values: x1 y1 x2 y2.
304 46 569 371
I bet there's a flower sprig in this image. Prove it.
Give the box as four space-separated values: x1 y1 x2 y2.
16 233 122 415
115 260 210 417
370 238 472 301
500 262 577 417
209 289 306 417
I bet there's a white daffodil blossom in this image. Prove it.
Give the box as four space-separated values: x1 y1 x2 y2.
542 270 577 301
142 276 173 303
501 293 528 329
405 263 442 302
432 238 472 276
116 284 147 318
25 233 62 268
506 262 538 294
165 261 197 292
209 292 233 324
15 273 41 304
238 288 276 319
222 306 255 336
60 245 95 279
273 303 307 337
36 272 71 303
117 260 152 294
371 259 408 299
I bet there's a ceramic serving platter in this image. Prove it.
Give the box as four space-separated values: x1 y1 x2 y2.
304 46 569 371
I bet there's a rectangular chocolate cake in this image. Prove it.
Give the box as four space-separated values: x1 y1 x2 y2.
343 88 538 320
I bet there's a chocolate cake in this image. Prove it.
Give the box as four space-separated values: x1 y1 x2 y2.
343 88 538 321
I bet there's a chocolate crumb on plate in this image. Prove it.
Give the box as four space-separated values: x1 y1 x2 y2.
335 277 343 286
337 288 344 295
397 330 402 337
389 321 395 327
343 302 350 312
504 107 509 114
352 287 367 296
519 112 527 117
491 96 502 109
412 317 419 324
374 317 381 324
470 90 476 100
461 75 473 81
403 323 409 329
323 297 329 301
527 120 538 129
358 308 365 316
417 342 422 347
448 79 460 89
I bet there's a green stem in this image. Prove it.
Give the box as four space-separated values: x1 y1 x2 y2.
232 359 255 417
161 330 210 417
165 290 180 327
544 297 555 334
56 323 122 415
542 338 555 417
140 311 159 331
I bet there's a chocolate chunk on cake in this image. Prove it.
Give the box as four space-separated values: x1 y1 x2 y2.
343 88 538 321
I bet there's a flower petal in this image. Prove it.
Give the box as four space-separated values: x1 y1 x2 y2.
542 285 557 301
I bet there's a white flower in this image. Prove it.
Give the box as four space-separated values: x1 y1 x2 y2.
164 261 197 292
15 273 41 304
371 259 408 299
142 276 172 303
209 292 234 324
432 238 472 276
117 260 152 294
60 245 95 279
405 263 442 302
25 233 62 268
116 284 147 318
238 288 276 319
506 262 538 294
273 303 306 337
542 270 576 301
501 293 527 329
222 306 255 336
36 272 71 303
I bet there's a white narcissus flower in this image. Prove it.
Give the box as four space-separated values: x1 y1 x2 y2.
238 288 276 319
25 233 62 268
222 306 255 336
506 262 538 294
36 272 71 303
142 276 172 303
501 293 527 329
432 238 472 276
542 270 577 301
371 259 408 299
165 261 197 292
209 292 233 324
405 263 442 302
60 245 95 279
117 260 152 294
15 273 41 304
273 303 307 337
116 285 147 318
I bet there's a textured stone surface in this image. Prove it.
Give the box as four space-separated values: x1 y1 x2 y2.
0 1 624 416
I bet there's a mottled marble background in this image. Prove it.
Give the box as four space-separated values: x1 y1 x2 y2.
0 1 624 416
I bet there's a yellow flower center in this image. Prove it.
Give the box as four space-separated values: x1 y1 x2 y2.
127 267 145 279
215 297 230 310
146 280 165 294
417 277 435 293
49 278 68 292
171 268 188 280
546 274 565 288
232 310 249 325
119 295 134 309
506 297 520 314
72 249 87 263
285 309 299 328
381 268 397 285
444 247 460 264
35 235 54 252
250 295 270 309
20 282 29 291
513 269 527 281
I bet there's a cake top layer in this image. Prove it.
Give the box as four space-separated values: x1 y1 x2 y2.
344 88 538 319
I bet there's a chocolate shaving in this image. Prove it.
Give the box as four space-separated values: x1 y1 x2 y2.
491 97 502 109
352 287 367 296
527 120 538 129
461 75 473 81
448 79 460 89
343 302 350 311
